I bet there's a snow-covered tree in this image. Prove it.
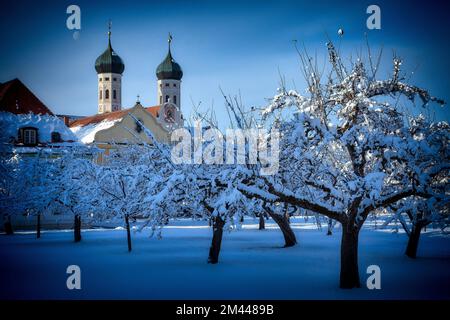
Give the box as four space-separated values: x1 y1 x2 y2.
53 149 102 242
128 114 271 262
0 147 100 240
223 40 448 288
94 144 165 251
380 116 449 257
0 151 24 234
0 150 62 237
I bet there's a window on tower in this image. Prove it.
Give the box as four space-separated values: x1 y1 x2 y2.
113 90 117 100
165 83 169 87
99 90 102 100
105 77 110 81
99 78 102 82
173 83 177 87
105 90 110 99
165 95 169 103
173 96 177 104
113 77 117 81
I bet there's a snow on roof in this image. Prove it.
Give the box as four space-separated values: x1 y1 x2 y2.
70 119 120 144
69 104 161 144
0 111 78 143
70 105 160 128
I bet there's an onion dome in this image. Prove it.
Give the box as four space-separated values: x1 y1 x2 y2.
95 29 125 74
156 34 183 80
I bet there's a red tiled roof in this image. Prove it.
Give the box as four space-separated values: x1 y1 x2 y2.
146 106 160 118
70 105 160 127
0 78 54 115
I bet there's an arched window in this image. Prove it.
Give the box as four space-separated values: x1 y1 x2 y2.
165 95 169 103
173 95 177 104
113 90 117 100
99 90 102 100
105 89 109 99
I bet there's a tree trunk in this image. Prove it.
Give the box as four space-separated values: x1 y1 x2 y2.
125 214 132 252
326 218 333 236
259 213 265 230
266 210 297 247
208 216 225 264
36 214 41 239
405 223 423 259
73 216 77 242
74 215 81 243
78 216 82 241
340 226 360 289
4 216 13 235
284 211 290 224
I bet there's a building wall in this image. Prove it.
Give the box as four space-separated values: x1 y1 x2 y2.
94 105 171 144
98 73 122 113
157 79 181 109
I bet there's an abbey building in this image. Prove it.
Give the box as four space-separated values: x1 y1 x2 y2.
70 28 184 147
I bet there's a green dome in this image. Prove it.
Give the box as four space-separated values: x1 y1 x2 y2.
156 49 183 80
95 34 125 74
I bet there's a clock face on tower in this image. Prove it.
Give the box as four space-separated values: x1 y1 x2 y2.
164 105 176 123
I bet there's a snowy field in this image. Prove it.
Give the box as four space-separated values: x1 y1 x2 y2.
0 217 449 300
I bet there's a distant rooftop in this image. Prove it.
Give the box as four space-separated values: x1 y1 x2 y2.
70 105 160 128
0 78 54 115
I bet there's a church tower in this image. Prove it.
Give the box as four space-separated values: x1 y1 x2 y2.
156 34 183 109
95 23 125 114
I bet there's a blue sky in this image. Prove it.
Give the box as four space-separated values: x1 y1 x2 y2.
1 0 449 125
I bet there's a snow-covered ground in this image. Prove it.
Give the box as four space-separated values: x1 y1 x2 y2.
0 217 449 299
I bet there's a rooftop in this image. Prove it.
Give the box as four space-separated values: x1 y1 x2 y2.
0 78 54 115
70 105 160 128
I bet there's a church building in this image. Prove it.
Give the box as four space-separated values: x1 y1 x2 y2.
70 27 184 150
